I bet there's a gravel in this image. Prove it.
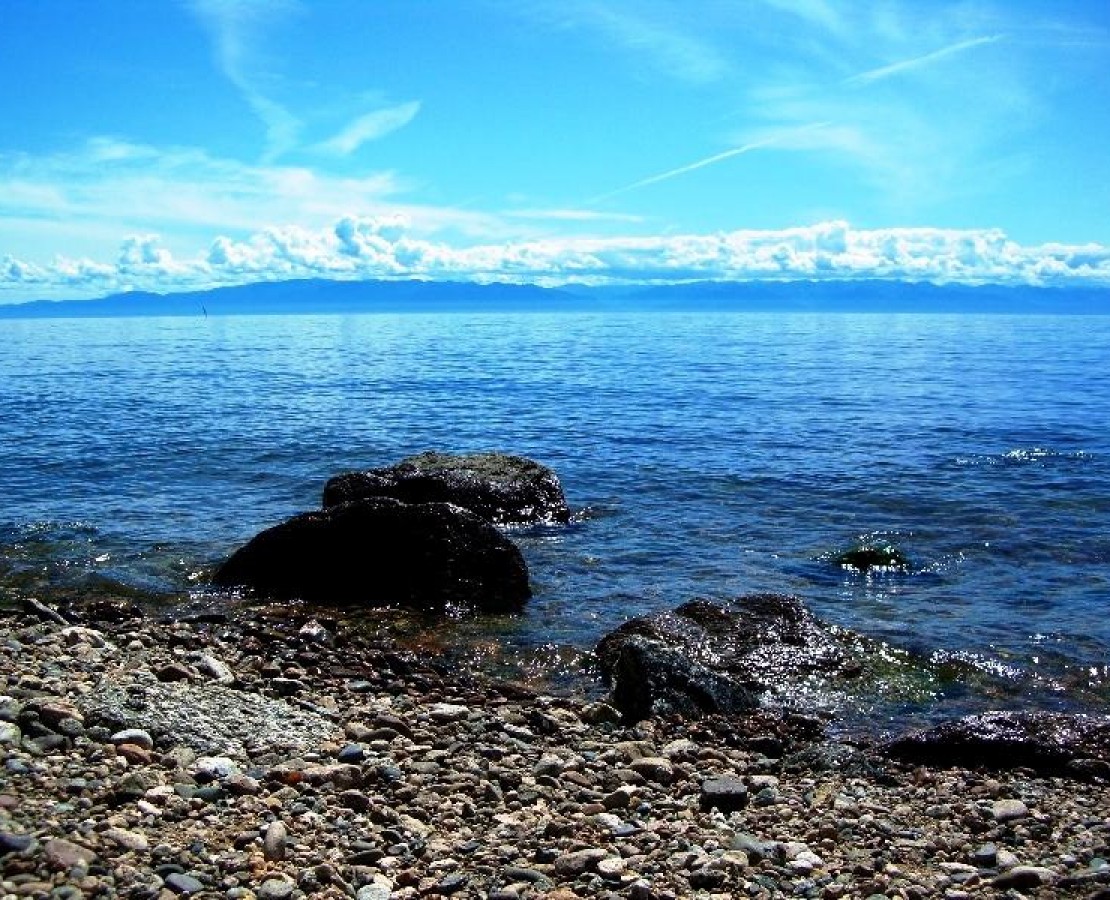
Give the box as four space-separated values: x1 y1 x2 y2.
2 608 1109 899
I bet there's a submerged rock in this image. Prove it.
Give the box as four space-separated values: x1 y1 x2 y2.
883 710 1110 778
595 596 857 722
832 543 911 573
322 451 571 526
213 498 530 613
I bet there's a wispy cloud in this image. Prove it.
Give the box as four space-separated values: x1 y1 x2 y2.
316 101 422 156
528 1 729 84
502 207 645 223
189 0 304 160
0 137 495 252
590 122 830 204
843 34 1003 87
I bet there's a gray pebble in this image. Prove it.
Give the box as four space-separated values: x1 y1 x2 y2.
256 878 295 900
991 798 1029 822
990 865 1057 889
110 728 155 750
164 872 205 895
263 821 288 862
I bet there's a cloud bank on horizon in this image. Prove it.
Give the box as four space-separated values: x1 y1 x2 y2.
2 0 1109 302
5 217 1110 301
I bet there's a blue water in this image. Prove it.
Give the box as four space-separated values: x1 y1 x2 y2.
2 311 1109 723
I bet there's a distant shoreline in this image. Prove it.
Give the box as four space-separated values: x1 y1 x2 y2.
3 276 1110 318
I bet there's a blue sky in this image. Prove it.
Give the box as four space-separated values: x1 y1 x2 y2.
2 0 1110 300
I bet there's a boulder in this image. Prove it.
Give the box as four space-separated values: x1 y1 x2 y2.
322 452 570 526
882 711 1110 778
213 498 530 613
595 596 855 722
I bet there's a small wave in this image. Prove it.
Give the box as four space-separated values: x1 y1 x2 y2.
953 447 1094 468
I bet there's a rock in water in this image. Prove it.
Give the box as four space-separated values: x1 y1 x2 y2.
322 452 571 526
595 596 854 721
213 498 530 612
832 543 911 573
882 711 1110 777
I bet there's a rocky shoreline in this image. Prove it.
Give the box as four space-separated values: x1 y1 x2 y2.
3 604 1109 900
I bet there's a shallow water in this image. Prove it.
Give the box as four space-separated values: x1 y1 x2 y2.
2 310 1108 727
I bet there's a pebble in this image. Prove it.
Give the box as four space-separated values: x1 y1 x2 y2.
263 820 288 861
164 872 205 895
103 827 150 851
256 877 295 900
990 865 1057 889
110 727 155 750
554 847 608 876
991 798 1029 821
970 842 997 867
193 755 238 781
700 776 749 812
42 838 95 871
4 614 1109 900
0 831 36 854
629 756 674 783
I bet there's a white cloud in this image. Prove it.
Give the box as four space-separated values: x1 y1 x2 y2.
0 138 512 259
3 218 1108 302
190 0 304 160
526 1 730 84
842 34 1003 87
317 102 422 156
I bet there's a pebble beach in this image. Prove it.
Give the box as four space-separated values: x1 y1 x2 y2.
2 605 1109 900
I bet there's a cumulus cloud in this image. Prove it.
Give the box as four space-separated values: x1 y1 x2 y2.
3 219 1109 303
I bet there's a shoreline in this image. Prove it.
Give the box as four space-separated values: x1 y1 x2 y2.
2 605 1109 900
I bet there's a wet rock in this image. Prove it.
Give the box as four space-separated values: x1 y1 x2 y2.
882 711 1110 777
831 543 911 573
595 596 856 721
322 451 571 526
213 497 531 613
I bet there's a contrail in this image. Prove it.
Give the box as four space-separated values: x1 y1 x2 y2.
842 35 1002 87
588 121 831 204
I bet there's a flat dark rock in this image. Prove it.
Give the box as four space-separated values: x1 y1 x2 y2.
882 711 1110 778
322 451 570 526
595 595 854 722
699 776 749 813
213 498 530 613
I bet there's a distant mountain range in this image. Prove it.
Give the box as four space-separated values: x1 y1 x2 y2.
2 277 1109 318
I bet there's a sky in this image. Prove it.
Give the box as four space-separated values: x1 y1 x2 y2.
2 0 1110 302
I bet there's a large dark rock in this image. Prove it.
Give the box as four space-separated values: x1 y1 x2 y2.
213 498 531 613
595 596 856 722
322 452 570 526
882 711 1110 778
